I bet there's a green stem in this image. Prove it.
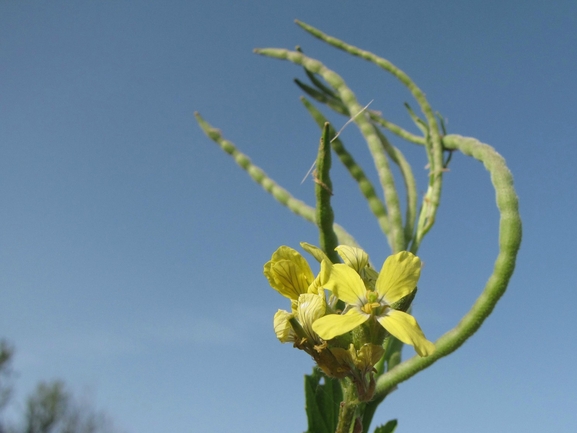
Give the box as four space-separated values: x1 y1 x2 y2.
194 112 361 248
373 134 522 399
369 111 426 145
362 338 404 432
336 379 360 433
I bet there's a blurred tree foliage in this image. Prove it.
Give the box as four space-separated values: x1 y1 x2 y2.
0 341 14 416
0 340 122 433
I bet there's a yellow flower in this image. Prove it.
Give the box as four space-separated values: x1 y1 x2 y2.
295 293 326 344
273 309 296 343
273 293 326 345
312 251 435 357
334 245 369 272
334 245 379 286
264 246 315 300
264 246 330 300
266 245 330 344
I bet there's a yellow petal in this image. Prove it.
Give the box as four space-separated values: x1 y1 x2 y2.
300 242 330 264
263 260 277 291
377 309 435 356
264 246 315 300
335 245 369 272
273 309 295 343
268 260 309 299
324 263 366 305
269 245 301 262
312 308 369 340
375 251 421 303
308 260 332 294
272 246 315 281
297 293 326 340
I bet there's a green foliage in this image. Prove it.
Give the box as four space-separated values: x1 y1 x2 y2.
373 419 397 433
24 381 68 433
304 368 342 433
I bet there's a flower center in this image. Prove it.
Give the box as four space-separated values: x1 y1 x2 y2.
361 290 382 315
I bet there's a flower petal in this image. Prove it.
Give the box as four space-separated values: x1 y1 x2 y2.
264 246 315 299
273 309 295 343
335 245 369 272
375 251 421 303
297 293 326 340
270 260 314 299
270 246 312 271
308 260 332 294
377 309 435 356
324 263 367 305
300 242 330 264
312 308 369 340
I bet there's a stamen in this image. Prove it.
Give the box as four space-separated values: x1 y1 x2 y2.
361 302 381 314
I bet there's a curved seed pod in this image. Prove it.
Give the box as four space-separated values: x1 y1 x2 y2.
373 134 522 398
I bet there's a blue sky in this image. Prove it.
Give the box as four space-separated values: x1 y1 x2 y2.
1 1 576 432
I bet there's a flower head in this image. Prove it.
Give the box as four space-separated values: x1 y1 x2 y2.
266 245 331 345
273 293 326 345
264 246 315 301
312 250 435 357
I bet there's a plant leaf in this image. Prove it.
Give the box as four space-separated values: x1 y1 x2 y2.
304 367 342 433
373 419 398 433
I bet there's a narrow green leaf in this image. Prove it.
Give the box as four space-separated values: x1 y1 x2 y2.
294 79 349 115
373 419 398 433
304 368 343 433
295 78 332 103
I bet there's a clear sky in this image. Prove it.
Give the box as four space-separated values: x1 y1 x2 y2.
1 1 576 432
